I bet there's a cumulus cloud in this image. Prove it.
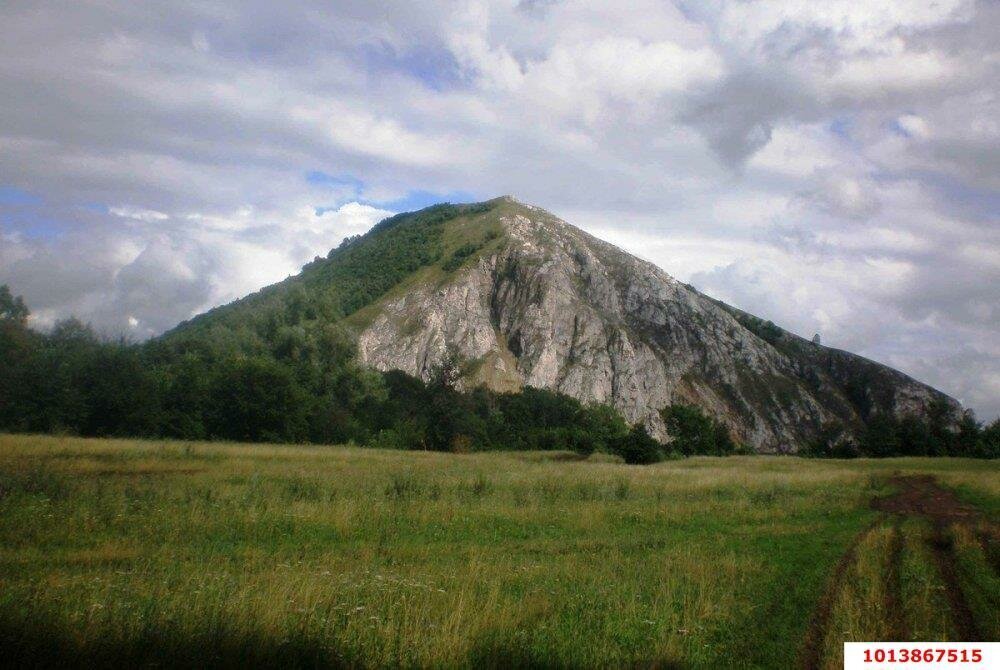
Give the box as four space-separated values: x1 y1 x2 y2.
1 199 392 336
0 0 996 419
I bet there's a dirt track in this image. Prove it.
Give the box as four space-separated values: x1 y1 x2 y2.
873 475 989 641
799 475 998 669
871 475 981 522
798 518 881 670
884 519 908 641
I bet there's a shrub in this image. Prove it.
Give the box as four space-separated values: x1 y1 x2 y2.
660 404 738 456
610 425 664 464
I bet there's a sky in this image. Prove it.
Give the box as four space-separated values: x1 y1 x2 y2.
0 1 997 420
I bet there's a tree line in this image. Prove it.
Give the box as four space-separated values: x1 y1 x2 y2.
804 404 998 459
1 285 681 463
2 284 995 460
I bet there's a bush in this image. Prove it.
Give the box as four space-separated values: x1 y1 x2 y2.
442 242 481 272
660 404 738 456
610 425 664 464
370 429 409 450
803 423 857 458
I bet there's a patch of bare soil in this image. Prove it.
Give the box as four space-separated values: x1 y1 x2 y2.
871 475 980 522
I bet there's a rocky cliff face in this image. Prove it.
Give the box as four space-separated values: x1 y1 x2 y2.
357 197 955 452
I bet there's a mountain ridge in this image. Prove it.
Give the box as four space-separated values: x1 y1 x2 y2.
165 196 959 453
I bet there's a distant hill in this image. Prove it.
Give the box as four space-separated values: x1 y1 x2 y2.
165 197 958 453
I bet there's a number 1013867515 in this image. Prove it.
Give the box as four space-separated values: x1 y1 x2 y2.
844 643 997 669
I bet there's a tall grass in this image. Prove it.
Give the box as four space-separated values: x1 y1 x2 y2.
0 435 996 668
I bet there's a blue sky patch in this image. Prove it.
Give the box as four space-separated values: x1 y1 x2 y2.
306 171 365 192
359 41 464 91
370 189 481 212
829 117 853 140
307 170 480 214
0 186 43 206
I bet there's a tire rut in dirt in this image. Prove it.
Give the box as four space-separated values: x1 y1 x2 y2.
927 522 982 641
872 474 994 642
797 517 882 670
801 474 996 668
884 520 908 641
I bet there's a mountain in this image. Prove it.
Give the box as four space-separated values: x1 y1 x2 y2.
169 196 958 453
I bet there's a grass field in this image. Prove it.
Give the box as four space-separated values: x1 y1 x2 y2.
0 434 997 668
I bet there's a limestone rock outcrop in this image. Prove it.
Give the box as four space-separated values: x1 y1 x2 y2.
356 198 955 452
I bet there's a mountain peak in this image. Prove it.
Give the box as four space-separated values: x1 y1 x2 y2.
487 194 537 207
169 199 958 453
354 200 957 452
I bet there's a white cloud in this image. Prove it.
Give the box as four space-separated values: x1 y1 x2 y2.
713 0 974 53
0 0 996 419
897 114 930 139
109 206 169 222
522 37 723 108
1 199 392 336
748 125 841 177
826 50 962 99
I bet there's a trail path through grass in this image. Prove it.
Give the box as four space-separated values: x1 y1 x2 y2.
873 475 990 641
798 517 883 670
802 475 999 669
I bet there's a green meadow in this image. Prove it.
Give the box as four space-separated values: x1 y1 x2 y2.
0 434 996 668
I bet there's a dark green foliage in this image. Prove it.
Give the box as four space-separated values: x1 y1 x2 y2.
0 287 38 429
660 404 739 456
442 242 481 272
377 363 648 459
442 229 498 272
980 420 1000 459
0 281 674 462
0 285 29 324
444 244 476 270
803 404 996 459
159 354 212 440
737 314 784 345
925 398 959 456
860 413 901 457
490 387 634 457
204 357 310 443
802 423 858 458
895 415 931 456
0 313 163 437
609 425 665 464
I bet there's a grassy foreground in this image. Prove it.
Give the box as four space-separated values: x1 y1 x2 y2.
0 434 996 668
